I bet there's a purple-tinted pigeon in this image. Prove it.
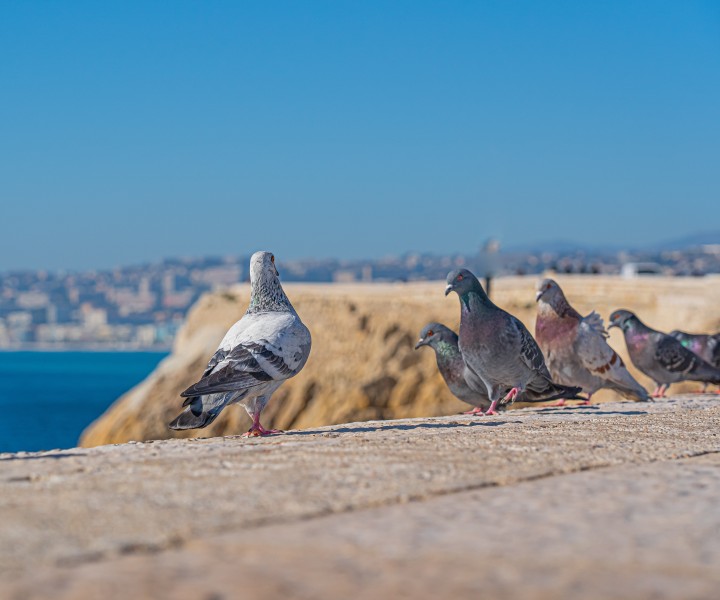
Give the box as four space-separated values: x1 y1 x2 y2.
669 330 720 392
609 310 720 397
535 278 649 405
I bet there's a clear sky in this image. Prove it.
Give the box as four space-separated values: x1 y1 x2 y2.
1 1 719 270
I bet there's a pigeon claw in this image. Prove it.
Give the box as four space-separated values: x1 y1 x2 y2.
651 384 668 398
544 399 567 408
242 424 284 437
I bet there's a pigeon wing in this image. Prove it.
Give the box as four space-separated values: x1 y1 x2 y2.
653 335 698 374
200 348 229 379
575 314 622 376
582 311 609 339
513 316 552 379
181 341 291 397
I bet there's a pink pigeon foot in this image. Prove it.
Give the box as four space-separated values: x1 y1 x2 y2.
503 387 521 402
545 394 592 408
578 394 593 406
484 399 500 416
242 415 283 437
242 424 283 437
462 407 485 415
694 384 715 394
651 384 668 398
544 398 567 407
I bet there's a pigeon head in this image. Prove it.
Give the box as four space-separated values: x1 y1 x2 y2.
608 309 636 331
247 251 292 314
415 322 456 350
535 278 563 304
250 251 279 280
445 269 483 298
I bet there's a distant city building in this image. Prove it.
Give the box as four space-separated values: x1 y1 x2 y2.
0 241 718 349
621 262 664 278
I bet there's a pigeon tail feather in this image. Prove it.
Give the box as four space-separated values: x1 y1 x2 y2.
520 383 584 404
169 397 221 430
692 362 720 385
604 379 651 402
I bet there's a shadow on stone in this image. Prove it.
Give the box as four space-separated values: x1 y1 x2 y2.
287 420 518 436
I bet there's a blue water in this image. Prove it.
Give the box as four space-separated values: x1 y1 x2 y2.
0 351 167 453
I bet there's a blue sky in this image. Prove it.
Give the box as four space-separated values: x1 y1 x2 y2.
1 1 719 270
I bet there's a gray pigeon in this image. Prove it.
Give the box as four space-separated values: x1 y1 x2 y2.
669 330 720 392
415 322 496 415
535 278 649 404
445 269 582 415
669 330 720 367
169 251 312 436
608 309 720 397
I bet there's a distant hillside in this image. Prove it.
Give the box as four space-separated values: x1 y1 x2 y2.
505 231 720 255
652 231 720 251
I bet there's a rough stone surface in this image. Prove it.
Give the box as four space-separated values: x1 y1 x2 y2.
80 276 720 446
2 395 720 598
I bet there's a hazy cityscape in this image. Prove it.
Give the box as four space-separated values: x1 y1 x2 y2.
2 237 719 350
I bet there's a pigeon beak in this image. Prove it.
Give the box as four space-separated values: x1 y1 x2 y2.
274 265 279 277
607 321 618 330
414 339 425 350
444 285 452 296
535 291 543 302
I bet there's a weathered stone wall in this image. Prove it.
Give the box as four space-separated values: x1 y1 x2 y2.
79 276 720 446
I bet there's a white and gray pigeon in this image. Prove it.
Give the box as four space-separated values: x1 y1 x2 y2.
445 269 582 415
609 309 720 398
535 278 650 405
169 251 311 436
415 322 497 415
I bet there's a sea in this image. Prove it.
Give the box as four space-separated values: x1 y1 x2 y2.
0 351 167 454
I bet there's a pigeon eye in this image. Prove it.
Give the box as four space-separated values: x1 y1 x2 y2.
427 330 434 337
271 255 275 263
457 274 463 281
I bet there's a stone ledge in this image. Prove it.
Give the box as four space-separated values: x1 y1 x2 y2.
2 395 720 599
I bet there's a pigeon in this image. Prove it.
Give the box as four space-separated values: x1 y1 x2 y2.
415 322 496 415
608 309 720 398
535 278 650 405
669 330 720 367
445 268 583 415
669 330 720 392
169 251 312 436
